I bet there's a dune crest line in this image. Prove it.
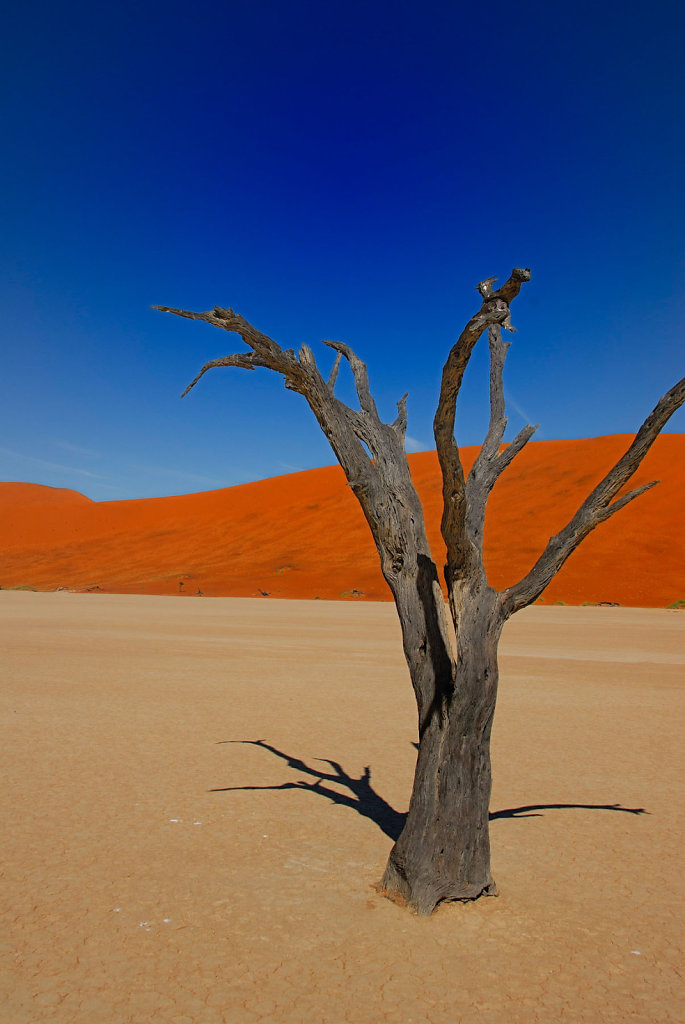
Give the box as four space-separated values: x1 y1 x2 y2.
0 435 682 607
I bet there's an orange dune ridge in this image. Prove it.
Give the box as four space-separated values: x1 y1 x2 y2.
0 435 683 607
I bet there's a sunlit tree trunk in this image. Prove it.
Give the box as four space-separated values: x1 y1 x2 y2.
382 583 502 914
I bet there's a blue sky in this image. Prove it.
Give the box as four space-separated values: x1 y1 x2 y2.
2 0 683 500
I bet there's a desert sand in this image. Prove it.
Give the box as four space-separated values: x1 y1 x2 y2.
1 592 683 1023
1 434 684 607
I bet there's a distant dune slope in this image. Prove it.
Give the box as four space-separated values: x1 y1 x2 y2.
1 436 683 606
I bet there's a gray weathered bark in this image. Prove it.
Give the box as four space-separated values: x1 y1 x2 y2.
155 269 684 915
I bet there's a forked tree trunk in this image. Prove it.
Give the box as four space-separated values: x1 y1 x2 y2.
381 583 503 915
156 267 684 917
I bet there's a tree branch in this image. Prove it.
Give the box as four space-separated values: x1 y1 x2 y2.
490 423 538 477
322 340 378 417
464 326 538 562
393 393 408 441
156 300 457 734
157 303 400 470
501 376 685 616
153 305 296 374
596 480 659 520
433 269 531 587
473 327 510 464
489 267 532 304
180 353 259 397
327 350 342 391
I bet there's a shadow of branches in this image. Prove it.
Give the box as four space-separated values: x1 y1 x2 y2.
212 739 647 842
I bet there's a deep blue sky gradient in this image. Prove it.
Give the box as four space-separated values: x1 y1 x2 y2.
2 0 683 499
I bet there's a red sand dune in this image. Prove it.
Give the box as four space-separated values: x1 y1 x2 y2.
0 435 683 606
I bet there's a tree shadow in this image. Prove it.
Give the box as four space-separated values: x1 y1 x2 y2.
212 739 648 842
489 802 648 820
213 739 404 840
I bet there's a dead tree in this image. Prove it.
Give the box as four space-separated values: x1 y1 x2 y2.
155 269 684 915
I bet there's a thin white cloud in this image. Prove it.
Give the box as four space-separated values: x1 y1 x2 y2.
0 447 106 479
405 435 428 453
503 389 540 433
51 439 100 458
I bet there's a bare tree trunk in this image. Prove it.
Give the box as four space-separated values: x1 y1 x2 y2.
381 582 503 915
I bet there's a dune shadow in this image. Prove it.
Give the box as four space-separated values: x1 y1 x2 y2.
212 739 647 842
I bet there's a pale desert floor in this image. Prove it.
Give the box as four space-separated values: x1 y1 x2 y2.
1 593 683 1024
